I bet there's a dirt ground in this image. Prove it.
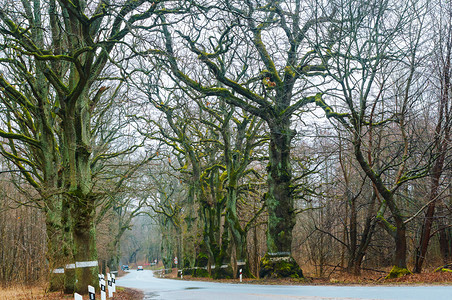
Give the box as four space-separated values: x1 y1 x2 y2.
161 267 452 286
0 286 143 300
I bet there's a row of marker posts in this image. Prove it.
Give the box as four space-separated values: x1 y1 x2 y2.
177 268 243 282
74 273 116 300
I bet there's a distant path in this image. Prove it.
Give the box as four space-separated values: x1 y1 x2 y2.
117 270 452 300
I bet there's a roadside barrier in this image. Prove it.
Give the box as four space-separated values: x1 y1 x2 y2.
100 276 106 300
88 285 95 300
73 285 95 300
107 273 113 298
54 260 99 273
112 274 116 292
158 267 174 277
74 272 115 299
175 261 246 281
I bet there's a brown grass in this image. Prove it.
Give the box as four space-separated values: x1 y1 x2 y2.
0 285 50 300
0 285 142 300
160 268 452 286
384 271 452 284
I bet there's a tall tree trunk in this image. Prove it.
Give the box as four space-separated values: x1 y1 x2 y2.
225 187 247 279
438 175 452 264
353 210 378 275
43 198 75 292
183 184 197 270
266 122 296 254
71 194 99 292
394 218 407 269
346 192 378 275
107 236 121 274
260 121 302 278
60 90 99 293
253 221 259 277
414 169 443 273
45 203 65 291
346 191 357 272
199 204 218 276
438 225 451 263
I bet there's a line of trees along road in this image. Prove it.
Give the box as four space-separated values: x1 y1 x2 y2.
0 0 171 294
0 0 450 294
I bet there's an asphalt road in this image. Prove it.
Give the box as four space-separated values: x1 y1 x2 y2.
116 270 452 300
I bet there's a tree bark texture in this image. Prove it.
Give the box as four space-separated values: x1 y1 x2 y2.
266 122 296 254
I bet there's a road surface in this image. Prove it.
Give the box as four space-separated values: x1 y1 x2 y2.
116 270 452 300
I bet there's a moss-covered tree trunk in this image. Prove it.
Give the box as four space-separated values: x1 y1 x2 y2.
71 195 99 292
41 129 70 291
60 89 99 292
107 214 131 274
45 201 66 291
219 111 263 279
266 122 296 254
259 121 302 279
161 226 174 270
183 184 198 271
225 187 247 278
201 204 218 276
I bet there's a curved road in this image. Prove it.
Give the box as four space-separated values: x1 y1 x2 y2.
117 270 451 300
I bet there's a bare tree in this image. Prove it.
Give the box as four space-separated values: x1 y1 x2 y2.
315 0 432 277
414 0 452 273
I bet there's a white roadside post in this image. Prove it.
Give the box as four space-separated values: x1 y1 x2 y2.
239 268 242 283
111 273 116 293
100 278 106 300
179 269 183 279
74 292 83 300
107 273 113 298
98 274 102 288
88 285 96 300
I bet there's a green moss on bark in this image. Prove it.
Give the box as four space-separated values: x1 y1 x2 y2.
259 254 303 279
193 252 210 277
385 265 412 279
213 266 233 279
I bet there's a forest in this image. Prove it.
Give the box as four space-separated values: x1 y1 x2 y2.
0 0 450 295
